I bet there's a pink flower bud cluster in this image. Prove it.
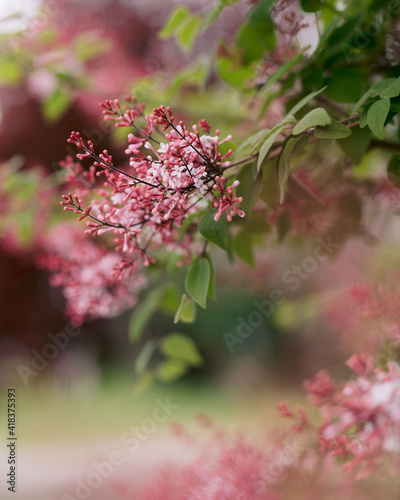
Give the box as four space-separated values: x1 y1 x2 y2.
36 224 146 325
61 98 243 273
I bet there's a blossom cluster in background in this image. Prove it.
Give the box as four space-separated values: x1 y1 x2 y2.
36 223 146 324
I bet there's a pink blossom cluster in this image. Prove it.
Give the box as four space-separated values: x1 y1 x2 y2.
138 423 296 500
282 354 400 479
61 97 243 274
36 223 146 324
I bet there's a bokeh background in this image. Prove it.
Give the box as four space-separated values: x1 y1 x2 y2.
0 1 390 498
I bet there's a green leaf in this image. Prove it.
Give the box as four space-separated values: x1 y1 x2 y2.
256 124 286 171
0 59 23 85
176 16 201 51
161 333 203 366
380 77 400 98
134 340 157 375
74 31 111 62
292 108 331 135
128 290 159 342
199 211 228 249
248 0 275 24
185 256 211 309
351 89 377 115
216 57 254 90
292 134 310 154
372 78 397 95
158 285 181 314
360 102 373 128
234 230 254 266
237 23 276 63
301 0 323 11
367 97 390 140
174 294 196 324
42 89 71 123
204 253 216 300
236 128 270 156
278 137 298 203
338 126 371 163
159 6 189 38
156 359 188 382
236 166 263 218
314 119 352 139
252 116 296 155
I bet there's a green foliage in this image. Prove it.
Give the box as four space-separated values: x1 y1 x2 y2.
313 120 352 139
174 294 196 324
158 6 201 51
160 333 203 366
42 89 72 123
199 211 229 250
185 256 211 309
366 97 391 140
292 108 331 135
278 137 300 204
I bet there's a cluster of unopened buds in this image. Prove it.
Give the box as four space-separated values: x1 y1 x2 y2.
61 97 244 274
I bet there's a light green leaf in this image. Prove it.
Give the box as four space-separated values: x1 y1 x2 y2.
287 86 327 116
199 211 228 249
156 359 188 382
42 89 71 123
161 333 203 366
204 253 216 300
367 97 390 140
159 6 189 38
236 128 270 156
174 294 196 324
176 16 201 51
351 89 377 115
314 119 352 139
380 77 400 98
372 78 397 95
292 108 331 135
252 116 296 155
256 124 286 171
217 57 254 90
185 257 210 309
234 230 254 266
279 137 298 203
